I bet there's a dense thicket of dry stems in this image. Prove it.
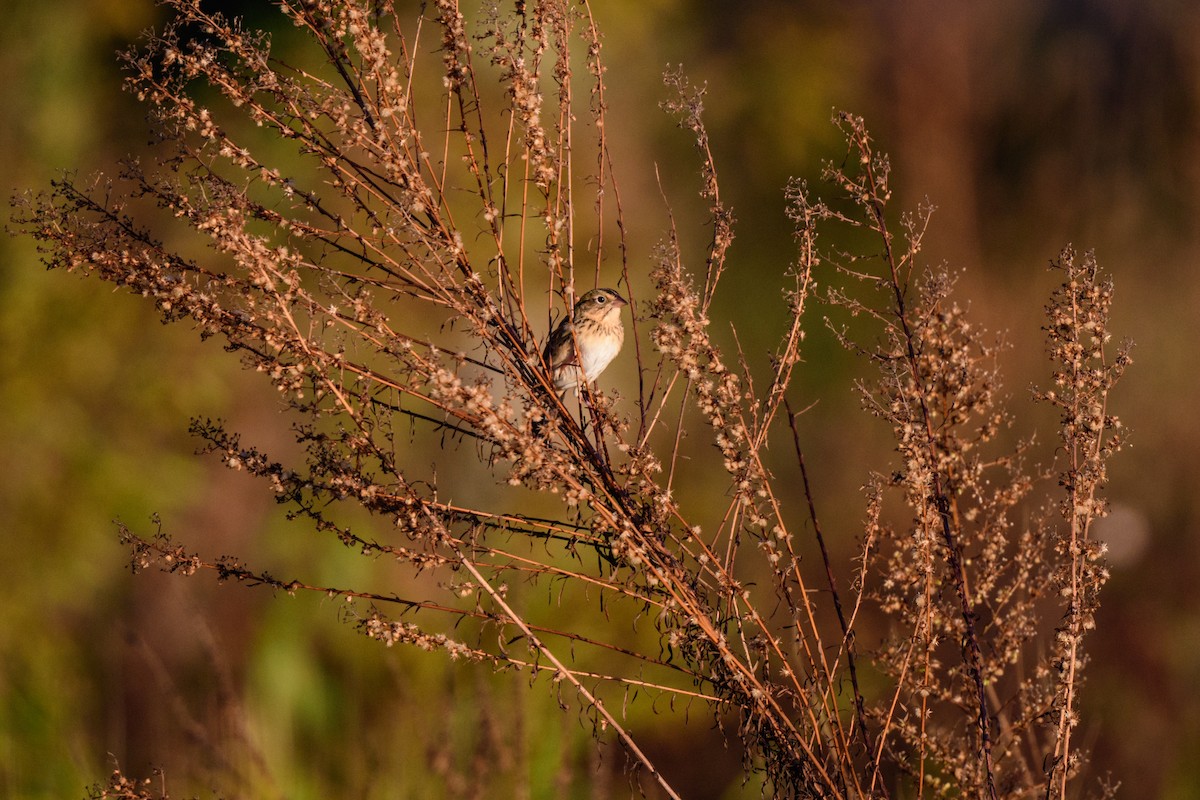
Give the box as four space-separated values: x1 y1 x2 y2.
15 1 1130 797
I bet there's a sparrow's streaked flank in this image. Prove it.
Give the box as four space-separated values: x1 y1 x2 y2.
542 288 628 399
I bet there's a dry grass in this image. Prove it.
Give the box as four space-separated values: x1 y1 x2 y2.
14 1 1129 797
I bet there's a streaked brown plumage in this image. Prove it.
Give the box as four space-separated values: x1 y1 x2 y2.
542 288 628 398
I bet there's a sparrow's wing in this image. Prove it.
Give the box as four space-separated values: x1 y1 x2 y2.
544 323 580 368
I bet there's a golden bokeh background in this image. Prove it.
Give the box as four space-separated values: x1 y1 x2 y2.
3 1 1198 797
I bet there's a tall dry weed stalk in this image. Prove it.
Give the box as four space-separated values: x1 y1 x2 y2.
15 1 1129 797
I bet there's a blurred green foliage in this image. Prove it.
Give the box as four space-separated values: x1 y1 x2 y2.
5 0 1200 798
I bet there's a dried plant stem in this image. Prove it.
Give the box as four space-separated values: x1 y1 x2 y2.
452 548 685 800
784 400 873 760
855 116 998 799
1039 248 1126 799
14 3 1128 797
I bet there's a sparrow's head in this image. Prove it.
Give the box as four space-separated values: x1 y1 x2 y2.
573 288 628 324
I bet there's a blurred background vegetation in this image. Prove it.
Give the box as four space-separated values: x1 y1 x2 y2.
3 0 1198 797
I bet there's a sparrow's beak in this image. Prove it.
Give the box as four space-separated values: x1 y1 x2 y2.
613 293 629 307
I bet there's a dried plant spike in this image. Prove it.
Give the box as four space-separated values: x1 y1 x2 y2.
1037 246 1128 799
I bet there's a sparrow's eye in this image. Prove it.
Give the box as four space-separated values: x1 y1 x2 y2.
595 295 607 304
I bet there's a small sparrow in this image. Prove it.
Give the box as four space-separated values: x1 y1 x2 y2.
542 288 629 399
